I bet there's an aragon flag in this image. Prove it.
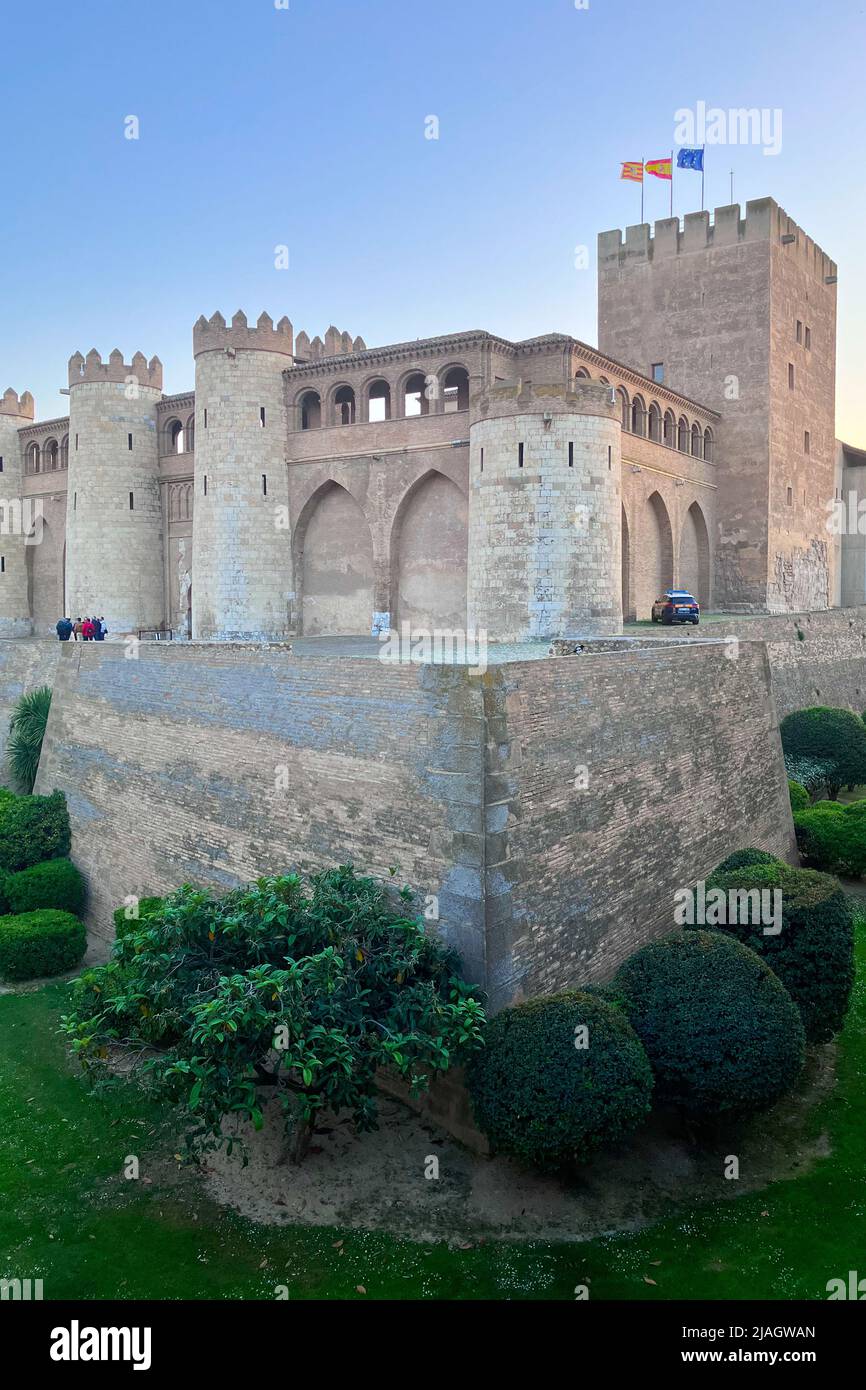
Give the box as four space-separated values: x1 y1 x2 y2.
620 161 643 182
645 157 672 180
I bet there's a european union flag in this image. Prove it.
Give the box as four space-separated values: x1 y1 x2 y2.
677 147 704 172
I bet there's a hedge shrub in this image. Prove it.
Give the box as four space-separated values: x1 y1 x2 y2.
780 707 866 798
614 931 805 1118
702 862 854 1042
5 857 84 915
789 780 810 813
466 990 653 1169
0 790 70 873
794 799 866 879
112 896 165 939
0 909 86 981
714 848 780 874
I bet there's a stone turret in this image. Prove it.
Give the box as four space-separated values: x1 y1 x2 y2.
0 389 36 636
65 349 164 633
467 378 622 640
191 311 294 640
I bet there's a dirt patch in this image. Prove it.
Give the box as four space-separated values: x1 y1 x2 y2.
203 1045 836 1244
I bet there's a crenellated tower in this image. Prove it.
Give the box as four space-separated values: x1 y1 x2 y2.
0 388 36 637
191 311 293 640
467 379 622 640
66 349 164 632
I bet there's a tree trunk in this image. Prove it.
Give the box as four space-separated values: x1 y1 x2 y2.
281 1115 314 1165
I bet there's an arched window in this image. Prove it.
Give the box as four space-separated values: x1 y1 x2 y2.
299 390 321 430
677 416 689 452
574 367 591 380
335 385 356 426
703 427 714 462
44 438 59 471
663 409 676 447
631 394 647 437
403 372 429 417
691 422 703 458
60 435 69 468
366 379 391 423
26 442 40 474
648 402 662 443
617 387 630 431
186 414 195 452
442 366 469 413
168 420 184 455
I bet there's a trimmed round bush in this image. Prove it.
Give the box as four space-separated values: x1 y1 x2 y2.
714 848 780 874
794 799 866 878
466 990 653 1169
780 707 866 797
0 909 86 981
789 780 810 813
614 931 805 1118
704 862 854 1042
0 790 70 873
6 857 85 915
113 896 165 940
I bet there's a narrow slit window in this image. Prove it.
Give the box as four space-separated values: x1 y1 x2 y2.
75 434 79 450
203 476 207 495
788 363 795 390
608 445 612 469
568 441 574 468
260 406 266 427
480 447 484 473
129 491 134 510
1 557 5 574
203 408 208 429
262 474 267 496
0 457 4 473
804 430 811 455
73 492 77 511
805 326 811 350
518 442 524 468
128 433 133 450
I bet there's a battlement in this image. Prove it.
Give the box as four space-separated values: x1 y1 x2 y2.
598 197 837 284
294 326 367 362
68 349 163 390
193 311 294 358
0 387 35 420
474 377 618 423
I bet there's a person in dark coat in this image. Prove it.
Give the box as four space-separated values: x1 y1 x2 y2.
56 616 73 642
94 617 107 641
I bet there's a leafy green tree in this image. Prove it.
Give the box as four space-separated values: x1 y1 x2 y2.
780 707 866 800
6 686 53 794
61 867 485 1162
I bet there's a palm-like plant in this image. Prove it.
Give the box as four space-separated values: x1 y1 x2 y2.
7 686 53 794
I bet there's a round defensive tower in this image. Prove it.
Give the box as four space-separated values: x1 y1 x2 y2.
191 311 294 641
65 350 164 634
467 378 622 641
0 388 36 637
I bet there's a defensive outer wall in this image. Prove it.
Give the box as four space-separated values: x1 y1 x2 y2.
0 607 852 1006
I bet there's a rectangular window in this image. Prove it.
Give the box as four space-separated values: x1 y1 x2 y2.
568 441 574 468
75 434 79 450
796 320 802 344
805 326 811 350
129 491 134 509
786 485 793 506
203 408 208 429
73 492 77 511
128 433 133 450
262 474 267 496
1 557 5 574
203 475 207 495
260 406 266 427
0 457 3 472
608 445 612 469
804 430 811 455
651 362 664 383
788 363 795 390
518 442 524 468
480 447 484 473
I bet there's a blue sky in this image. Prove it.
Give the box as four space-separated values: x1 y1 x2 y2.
2 0 864 441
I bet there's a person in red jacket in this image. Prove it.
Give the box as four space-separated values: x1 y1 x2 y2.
81 617 95 641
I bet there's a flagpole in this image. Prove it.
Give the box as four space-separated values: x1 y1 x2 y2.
670 148 674 217
701 145 705 211
641 155 645 223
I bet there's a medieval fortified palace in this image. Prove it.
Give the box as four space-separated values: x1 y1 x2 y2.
1 197 863 644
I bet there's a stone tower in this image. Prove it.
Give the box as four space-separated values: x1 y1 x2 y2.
192 312 294 641
66 349 165 633
467 378 622 640
0 388 35 637
598 198 837 613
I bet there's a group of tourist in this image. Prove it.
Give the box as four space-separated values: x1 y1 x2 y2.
55 616 108 642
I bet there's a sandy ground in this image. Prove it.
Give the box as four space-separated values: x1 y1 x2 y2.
202 1046 835 1244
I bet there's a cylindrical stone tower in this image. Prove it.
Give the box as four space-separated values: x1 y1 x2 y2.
467 379 622 640
0 388 35 637
192 311 294 640
66 349 165 634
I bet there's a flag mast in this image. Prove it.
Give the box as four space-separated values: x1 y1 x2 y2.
670 148 674 217
641 155 645 222
701 145 706 211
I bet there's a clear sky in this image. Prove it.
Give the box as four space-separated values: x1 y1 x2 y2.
2 0 864 442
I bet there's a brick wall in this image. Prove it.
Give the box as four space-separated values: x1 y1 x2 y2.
0 639 60 786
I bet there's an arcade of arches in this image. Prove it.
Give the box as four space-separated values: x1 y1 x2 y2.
622 493 711 621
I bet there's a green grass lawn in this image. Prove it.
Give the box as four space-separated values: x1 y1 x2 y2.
2 915 866 1301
